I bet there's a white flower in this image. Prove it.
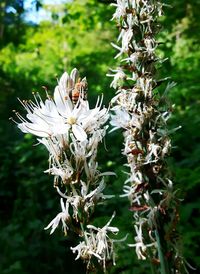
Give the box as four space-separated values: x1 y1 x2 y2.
71 213 119 270
87 128 107 153
52 92 89 141
45 161 74 184
111 0 127 21
71 234 99 261
125 170 143 185
16 70 109 143
120 184 139 201
129 223 147 260
112 14 134 58
129 220 156 260
53 186 82 222
113 26 133 58
110 108 131 131
161 139 171 157
38 137 63 161
54 179 109 222
84 179 106 201
137 77 153 97
145 143 161 163
44 198 70 235
107 68 126 89
57 68 79 93
17 98 61 137
122 52 139 64
111 89 138 111
17 96 86 140
110 107 144 132
144 37 157 54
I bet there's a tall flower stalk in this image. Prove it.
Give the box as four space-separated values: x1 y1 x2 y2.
109 0 184 273
13 69 119 272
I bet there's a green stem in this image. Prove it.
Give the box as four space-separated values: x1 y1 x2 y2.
155 229 169 274
150 263 157 274
149 256 158 274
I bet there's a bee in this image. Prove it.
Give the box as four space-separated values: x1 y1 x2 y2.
70 77 88 105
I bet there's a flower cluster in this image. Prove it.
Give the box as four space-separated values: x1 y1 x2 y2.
71 213 119 271
14 68 118 271
109 0 183 272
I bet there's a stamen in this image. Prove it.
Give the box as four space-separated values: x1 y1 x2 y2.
67 116 77 125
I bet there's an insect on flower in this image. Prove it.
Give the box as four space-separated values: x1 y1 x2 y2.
69 77 88 105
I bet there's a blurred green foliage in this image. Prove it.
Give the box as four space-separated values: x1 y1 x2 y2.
0 0 200 273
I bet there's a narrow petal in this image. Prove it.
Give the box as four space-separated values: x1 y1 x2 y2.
52 123 70 135
18 123 51 137
54 86 67 114
72 125 87 141
59 72 69 89
70 68 79 84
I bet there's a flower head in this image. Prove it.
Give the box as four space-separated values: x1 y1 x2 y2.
15 69 108 144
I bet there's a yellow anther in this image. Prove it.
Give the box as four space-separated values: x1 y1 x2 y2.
67 116 77 125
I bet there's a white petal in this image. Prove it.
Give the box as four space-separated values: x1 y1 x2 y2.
44 99 60 117
18 123 51 137
60 198 65 212
54 85 74 117
59 72 69 89
52 123 70 135
70 68 79 84
26 113 48 127
87 224 98 230
44 214 61 234
72 125 87 141
54 86 67 113
107 226 119 233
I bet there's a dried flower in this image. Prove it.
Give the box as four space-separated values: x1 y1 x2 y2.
109 0 184 272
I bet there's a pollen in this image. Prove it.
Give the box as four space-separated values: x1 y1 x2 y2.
67 116 77 125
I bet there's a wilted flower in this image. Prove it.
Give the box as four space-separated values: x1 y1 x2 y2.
110 0 183 272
